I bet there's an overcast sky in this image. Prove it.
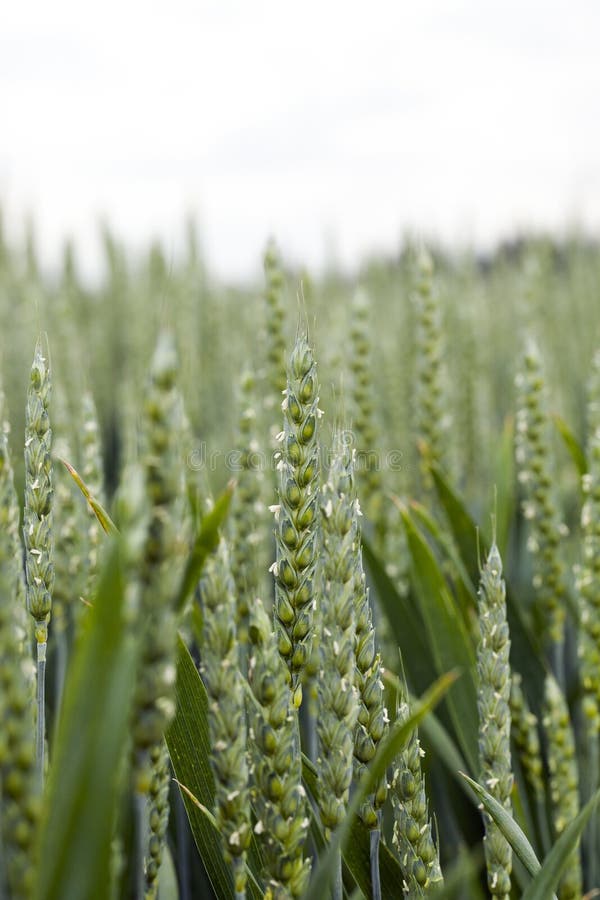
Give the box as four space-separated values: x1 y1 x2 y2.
2 1 600 279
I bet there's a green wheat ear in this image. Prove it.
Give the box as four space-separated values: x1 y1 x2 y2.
80 390 105 603
577 349 600 732
349 290 386 548
0 385 38 900
476 542 512 899
144 741 170 900
353 554 388 827
414 248 447 485
263 241 288 400
230 370 267 644
23 336 54 784
515 340 568 660
272 330 321 708
132 331 184 792
52 429 85 621
391 670 443 896
315 430 360 898
543 674 583 900
24 336 54 647
199 532 252 897
247 598 311 898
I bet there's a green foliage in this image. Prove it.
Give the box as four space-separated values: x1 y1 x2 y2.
2 232 600 899
175 481 235 612
399 503 479 775
515 342 571 652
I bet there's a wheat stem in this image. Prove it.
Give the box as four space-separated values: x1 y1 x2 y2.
23 337 54 784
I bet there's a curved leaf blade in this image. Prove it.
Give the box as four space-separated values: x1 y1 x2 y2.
428 462 547 718
60 457 118 535
362 537 433 696
521 790 600 900
399 505 479 774
35 543 136 900
552 414 587 479
428 463 482 587
460 772 543 882
165 635 262 900
174 481 234 613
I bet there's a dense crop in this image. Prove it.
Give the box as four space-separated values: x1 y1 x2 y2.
1 222 600 899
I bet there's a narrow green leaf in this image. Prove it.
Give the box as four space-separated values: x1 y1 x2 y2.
172 778 264 897
399 505 479 774
301 755 405 900
409 498 476 598
361 537 433 696
521 790 600 900
60 457 118 535
174 481 234 612
459 772 542 880
383 669 469 790
165 635 262 900
429 463 482 587
552 413 587 479
165 635 237 900
427 462 547 718
35 542 137 900
305 672 456 900
509 763 539 867
407 497 477 628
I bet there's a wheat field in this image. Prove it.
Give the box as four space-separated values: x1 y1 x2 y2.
1 224 600 900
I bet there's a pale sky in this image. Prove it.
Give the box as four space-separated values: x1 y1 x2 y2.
2 1 600 279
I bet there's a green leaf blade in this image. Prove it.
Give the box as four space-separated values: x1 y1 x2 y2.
399 505 479 774
35 543 136 900
174 482 234 612
460 772 542 880
165 635 263 900
521 790 600 900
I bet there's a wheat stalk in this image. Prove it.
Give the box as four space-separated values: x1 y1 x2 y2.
23 337 54 783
